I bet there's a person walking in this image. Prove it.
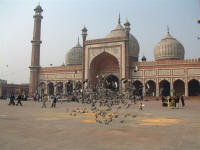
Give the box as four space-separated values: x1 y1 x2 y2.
41 94 48 108
51 95 57 108
181 96 185 107
133 95 136 104
8 95 15 105
172 96 176 108
176 96 180 108
167 96 171 109
16 95 23 106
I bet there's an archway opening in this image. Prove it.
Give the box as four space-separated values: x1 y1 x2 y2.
47 82 54 95
105 75 119 91
90 52 119 88
65 81 73 95
39 82 45 95
75 81 82 90
159 80 170 96
188 79 200 96
56 82 63 95
145 80 156 96
174 80 185 96
132 80 143 96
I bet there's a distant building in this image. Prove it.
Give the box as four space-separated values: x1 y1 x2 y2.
0 79 7 98
29 5 200 97
5 84 29 97
0 79 29 98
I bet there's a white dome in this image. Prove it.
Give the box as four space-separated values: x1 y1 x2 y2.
65 40 83 65
154 31 184 61
106 21 139 60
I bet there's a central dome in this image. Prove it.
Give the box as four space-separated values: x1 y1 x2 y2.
106 16 140 60
65 39 83 65
154 29 185 61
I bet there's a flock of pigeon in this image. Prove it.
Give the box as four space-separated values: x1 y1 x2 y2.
64 75 150 125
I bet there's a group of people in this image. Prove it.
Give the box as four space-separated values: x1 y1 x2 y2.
41 94 57 108
33 93 41 102
8 95 23 106
162 95 185 108
8 93 58 108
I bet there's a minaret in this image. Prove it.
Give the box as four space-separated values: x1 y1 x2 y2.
29 4 43 96
124 19 131 79
81 25 88 85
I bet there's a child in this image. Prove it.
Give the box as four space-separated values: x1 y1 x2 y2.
139 102 144 111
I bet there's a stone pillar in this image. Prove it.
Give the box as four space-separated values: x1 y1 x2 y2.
29 5 43 96
63 82 66 95
142 85 145 96
156 82 159 96
170 80 173 96
185 79 188 96
44 82 47 95
54 82 57 96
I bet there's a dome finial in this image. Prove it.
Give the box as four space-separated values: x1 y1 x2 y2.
167 25 170 34
75 36 81 47
118 13 121 24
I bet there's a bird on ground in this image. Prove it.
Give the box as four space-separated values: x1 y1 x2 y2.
126 103 132 109
117 106 122 109
132 115 137 118
120 120 125 123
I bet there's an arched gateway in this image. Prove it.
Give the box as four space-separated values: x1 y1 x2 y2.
89 52 119 89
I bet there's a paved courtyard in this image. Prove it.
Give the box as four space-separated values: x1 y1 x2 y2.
0 99 200 150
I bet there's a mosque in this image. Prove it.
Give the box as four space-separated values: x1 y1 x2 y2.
29 5 200 98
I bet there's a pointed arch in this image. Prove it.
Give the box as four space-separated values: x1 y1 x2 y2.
89 52 119 86
56 82 63 95
90 52 119 69
173 79 185 96
47 82 54 95
39 82 46 95
145 80 156 96
65 81 73 96
132 80 143 96
188 79 200 96
159 80 170 96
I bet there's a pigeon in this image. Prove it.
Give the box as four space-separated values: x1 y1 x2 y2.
96 119 102 124
83 79 88 84
104 119 110 125
132 115 137 118
95 113 98 119
146 83 150 89
126 103 132 109
134 65 139 72
120 78 126 81
114 114 119 118
120 120 125 123
124 113 131 117
117 106 122 109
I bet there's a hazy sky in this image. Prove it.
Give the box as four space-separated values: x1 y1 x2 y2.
0 0 200 84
